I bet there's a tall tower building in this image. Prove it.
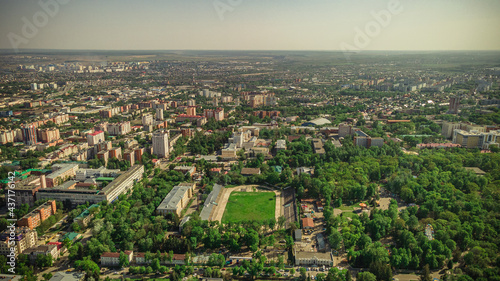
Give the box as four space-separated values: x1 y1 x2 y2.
142 114 153 126
152 130 169 158
186 106 196 116
87 130 105 146
21 124 37 145
448 97 460 114
156 108 164 120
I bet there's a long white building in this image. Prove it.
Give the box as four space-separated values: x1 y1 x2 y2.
37 165 144 206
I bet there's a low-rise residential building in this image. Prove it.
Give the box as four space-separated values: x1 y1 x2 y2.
101 251 133 267
296 167 314 176
18 200 57 230
311 138 325 154
276 139 286 152
294 248 334 266
173 166 196 176
25 244 59 263
301 217 314 229
74 204 100 228
59 232 81 243
241 168 261 176
135 253 186 265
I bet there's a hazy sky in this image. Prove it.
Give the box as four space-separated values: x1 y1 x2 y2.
1 0 500 51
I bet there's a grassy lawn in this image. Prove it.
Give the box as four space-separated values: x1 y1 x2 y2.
222 192 276 222
341 211 359 219
338 205 354 211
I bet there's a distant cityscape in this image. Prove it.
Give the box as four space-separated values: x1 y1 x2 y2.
0 49 498 281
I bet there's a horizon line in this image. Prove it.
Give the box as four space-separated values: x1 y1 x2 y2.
2 48 500 53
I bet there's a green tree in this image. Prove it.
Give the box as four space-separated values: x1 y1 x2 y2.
151 258 160 272
35 254 53 268
300 267 307 280
278 216 287 229
357 272 377 281
245 230 260 252
42 273 53 281
328 228 342 250
420 264 432 281
75 257 100 280
119 251 129 267
369 261 392 281
72 222 81 232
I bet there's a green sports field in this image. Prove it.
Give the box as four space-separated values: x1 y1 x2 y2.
222 191 276 222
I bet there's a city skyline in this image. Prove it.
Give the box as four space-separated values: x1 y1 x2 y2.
1 0 500 51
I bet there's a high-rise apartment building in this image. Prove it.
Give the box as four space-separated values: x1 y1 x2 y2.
448 97 460 114
156 108 164 120
204 108 224 121
21 124 37 145
39 128 60 143
107 121 131 136
142 114 153 126
186 106 197 116
87 131 105 146
152 130 169 158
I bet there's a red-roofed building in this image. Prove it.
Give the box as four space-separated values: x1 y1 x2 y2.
316 201 324 211
135 252 186 265
87 130 104 146
301 218 314 229
47 242 63 251
210 168 221 175
101 250 133 267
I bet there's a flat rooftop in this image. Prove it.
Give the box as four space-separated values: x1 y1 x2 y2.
200 184 223 220
47 164 79 179
157 183 194 211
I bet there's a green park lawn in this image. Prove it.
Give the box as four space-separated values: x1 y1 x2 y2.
222 191 276 222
